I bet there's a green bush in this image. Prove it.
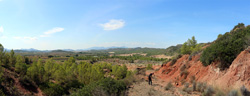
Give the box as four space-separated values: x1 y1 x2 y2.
200 23 250 70
15 55 27 75
92 87 108 96
19 76 37 92
181 36 200 55
123 71 136 86
111 65 128 79
39 82 65 96
97 78 126 95
146 64 153 70
71 78 126 96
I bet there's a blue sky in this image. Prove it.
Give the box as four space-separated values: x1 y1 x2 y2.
0 0 250 50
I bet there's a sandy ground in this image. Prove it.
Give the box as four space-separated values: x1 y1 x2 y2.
127 69 201 96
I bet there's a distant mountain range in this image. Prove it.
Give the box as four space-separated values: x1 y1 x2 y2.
4 45 184 56
84 46 128 51
5 46 129 52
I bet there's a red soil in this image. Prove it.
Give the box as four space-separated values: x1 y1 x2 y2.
154 50 250 90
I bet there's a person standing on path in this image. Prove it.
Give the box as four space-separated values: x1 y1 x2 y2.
148 73 154 85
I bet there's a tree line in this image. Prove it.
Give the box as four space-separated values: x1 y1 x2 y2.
0 44 134 96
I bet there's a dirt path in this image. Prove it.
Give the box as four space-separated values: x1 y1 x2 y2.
127 68 200 96
127 69 179 96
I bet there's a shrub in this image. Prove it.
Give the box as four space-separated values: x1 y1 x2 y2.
111 65 128 79
203 86 215 96
240 85 250 96
39 82 65 96
192 81 196 91
180 70 189 79
71 78 127 96
170 59 177 66
170 54 182 66
183 83 189 91
181 79 186 85
215 89 226 96
98 78 126 95
185 87 193 94
197 82 207 92
162 59 171 66
92 87 108 96
146 64 153 70
180 64 187 72
227 90 239 96
0 89 5 96
123 75 136 87
190 76 196 83
182 82 194 94
165 82 173 90
19 76 38 93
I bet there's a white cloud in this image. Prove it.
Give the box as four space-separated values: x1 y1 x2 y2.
13 36 37 41
13 36 37 44
0 26 3 33
100 19 125 30
24 37 38 41
40 27 64 37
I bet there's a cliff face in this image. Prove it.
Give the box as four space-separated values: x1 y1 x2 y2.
155 49 250 90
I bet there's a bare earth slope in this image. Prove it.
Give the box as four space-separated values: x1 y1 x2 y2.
155 50 250 90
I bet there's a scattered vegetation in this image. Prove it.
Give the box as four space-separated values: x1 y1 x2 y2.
214 89 226 96
192 81 196 91
182 83 193 93
77 54 167 62
146 64 153 70
189 76 196 84
197 82 207 92
180 70 189 79
165 44 182 56
240 85 250 96
203 86 215 96
0 44 136 95
169 54 182 66
165 82 173 91
71 78 127 96
180 81 250 96
227 90 239 96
